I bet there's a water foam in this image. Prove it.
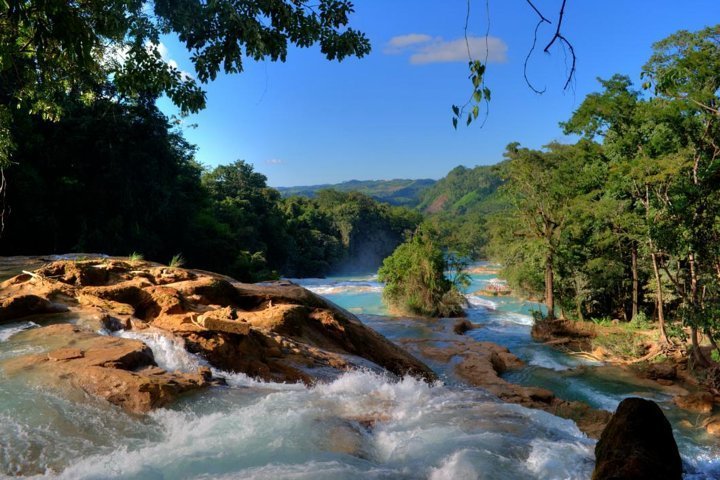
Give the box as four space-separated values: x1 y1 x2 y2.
0 321 39 342
466 295 498 310
43 371 594 479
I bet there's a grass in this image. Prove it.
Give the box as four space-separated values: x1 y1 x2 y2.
592 330 648 359
169 253 185 268
128 252 144 262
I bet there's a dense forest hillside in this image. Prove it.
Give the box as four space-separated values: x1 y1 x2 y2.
277 179 435 207
417 164 506 215
0 97 421 280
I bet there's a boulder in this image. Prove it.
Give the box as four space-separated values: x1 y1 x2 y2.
644 362 677 381
593 397 682 480
0 294 68 323
705 417 720 437
0 260 436 386
453 318 474 335
2 324 210 413
674 391 714 414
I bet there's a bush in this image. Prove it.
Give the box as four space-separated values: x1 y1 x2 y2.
378 228 468 317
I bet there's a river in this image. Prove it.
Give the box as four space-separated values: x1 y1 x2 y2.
0 268 719 478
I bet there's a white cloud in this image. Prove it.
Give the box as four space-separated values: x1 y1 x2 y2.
384 33 434 53
148 42 194 80
266 158 284 165
384 34 508 65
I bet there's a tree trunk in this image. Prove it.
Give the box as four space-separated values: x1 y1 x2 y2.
692 327 711 368
651 252 669 344
545 253 555 320
631 244 639 320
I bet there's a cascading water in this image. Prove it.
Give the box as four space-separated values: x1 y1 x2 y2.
1 268 719 478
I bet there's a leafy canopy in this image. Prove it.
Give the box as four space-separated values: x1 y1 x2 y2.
0 0 370 166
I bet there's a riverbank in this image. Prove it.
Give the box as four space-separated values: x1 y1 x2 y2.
531 316 720 438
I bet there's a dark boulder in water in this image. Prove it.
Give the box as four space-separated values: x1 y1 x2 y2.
593 397 682 480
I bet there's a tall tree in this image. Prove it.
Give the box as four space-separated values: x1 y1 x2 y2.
0 0 370 167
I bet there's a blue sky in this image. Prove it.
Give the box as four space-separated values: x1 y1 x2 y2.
158 1 719 187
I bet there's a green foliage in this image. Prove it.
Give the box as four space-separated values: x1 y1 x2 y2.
0 94 416 282
169 254 185 268
378 227 467 318
485 25 720 358
593 331 647 359
630 312 651 330
452 60 490 128
0 0 370 166
129 252 144 262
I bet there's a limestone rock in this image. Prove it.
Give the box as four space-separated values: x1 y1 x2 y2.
453 318 474 335
2 324 210 413
0 294 68 323
0 260 436 385
674 391 714 414
405 337 612 438
593 397 681 480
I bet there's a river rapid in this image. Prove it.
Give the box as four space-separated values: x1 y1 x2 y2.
1 268 719 479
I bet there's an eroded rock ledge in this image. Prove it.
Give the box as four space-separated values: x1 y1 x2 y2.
0 259 435 412
3 324 212 413
401 337 612 438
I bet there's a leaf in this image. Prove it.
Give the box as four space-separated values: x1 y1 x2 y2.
473 91 482 103
482 87 491 101
452 105 460 116
472 105 479 119
466 113 472 126
452 117 458 129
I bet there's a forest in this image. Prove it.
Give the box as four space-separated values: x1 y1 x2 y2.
483 26 720 367
2 0 720 363
0 97 420 282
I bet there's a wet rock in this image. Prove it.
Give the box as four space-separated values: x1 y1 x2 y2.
0 260 437 385
593 397 682 480
2 324 210 413
0 294 68 323
674 391 714 414
453 318 474 335
404 337 611 438
644 362 677 381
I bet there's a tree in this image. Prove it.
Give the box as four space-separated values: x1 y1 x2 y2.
489 142 601 320
378 226 468 318
0 0 370 167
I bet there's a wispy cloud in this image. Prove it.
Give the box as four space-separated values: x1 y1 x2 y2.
266 158 284 165
384 33 434 53
384 34 508 65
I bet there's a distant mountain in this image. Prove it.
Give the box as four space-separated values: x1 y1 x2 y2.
278 178 436 207
417 163 507 215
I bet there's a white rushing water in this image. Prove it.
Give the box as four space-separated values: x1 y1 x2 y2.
0 325 596 479
3 271 720 478
53 369 595 480
0 321 39 343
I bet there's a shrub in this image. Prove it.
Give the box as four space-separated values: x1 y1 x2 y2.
378 228 468 317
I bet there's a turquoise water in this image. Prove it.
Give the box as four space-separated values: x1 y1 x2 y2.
297 271 720 479
0 269 718 478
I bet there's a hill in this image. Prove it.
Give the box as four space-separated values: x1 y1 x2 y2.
278 179 435 207
418 163 507 215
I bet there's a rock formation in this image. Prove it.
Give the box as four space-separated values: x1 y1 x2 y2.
593 397 682 480
401 337 612 438
0 259 435 412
